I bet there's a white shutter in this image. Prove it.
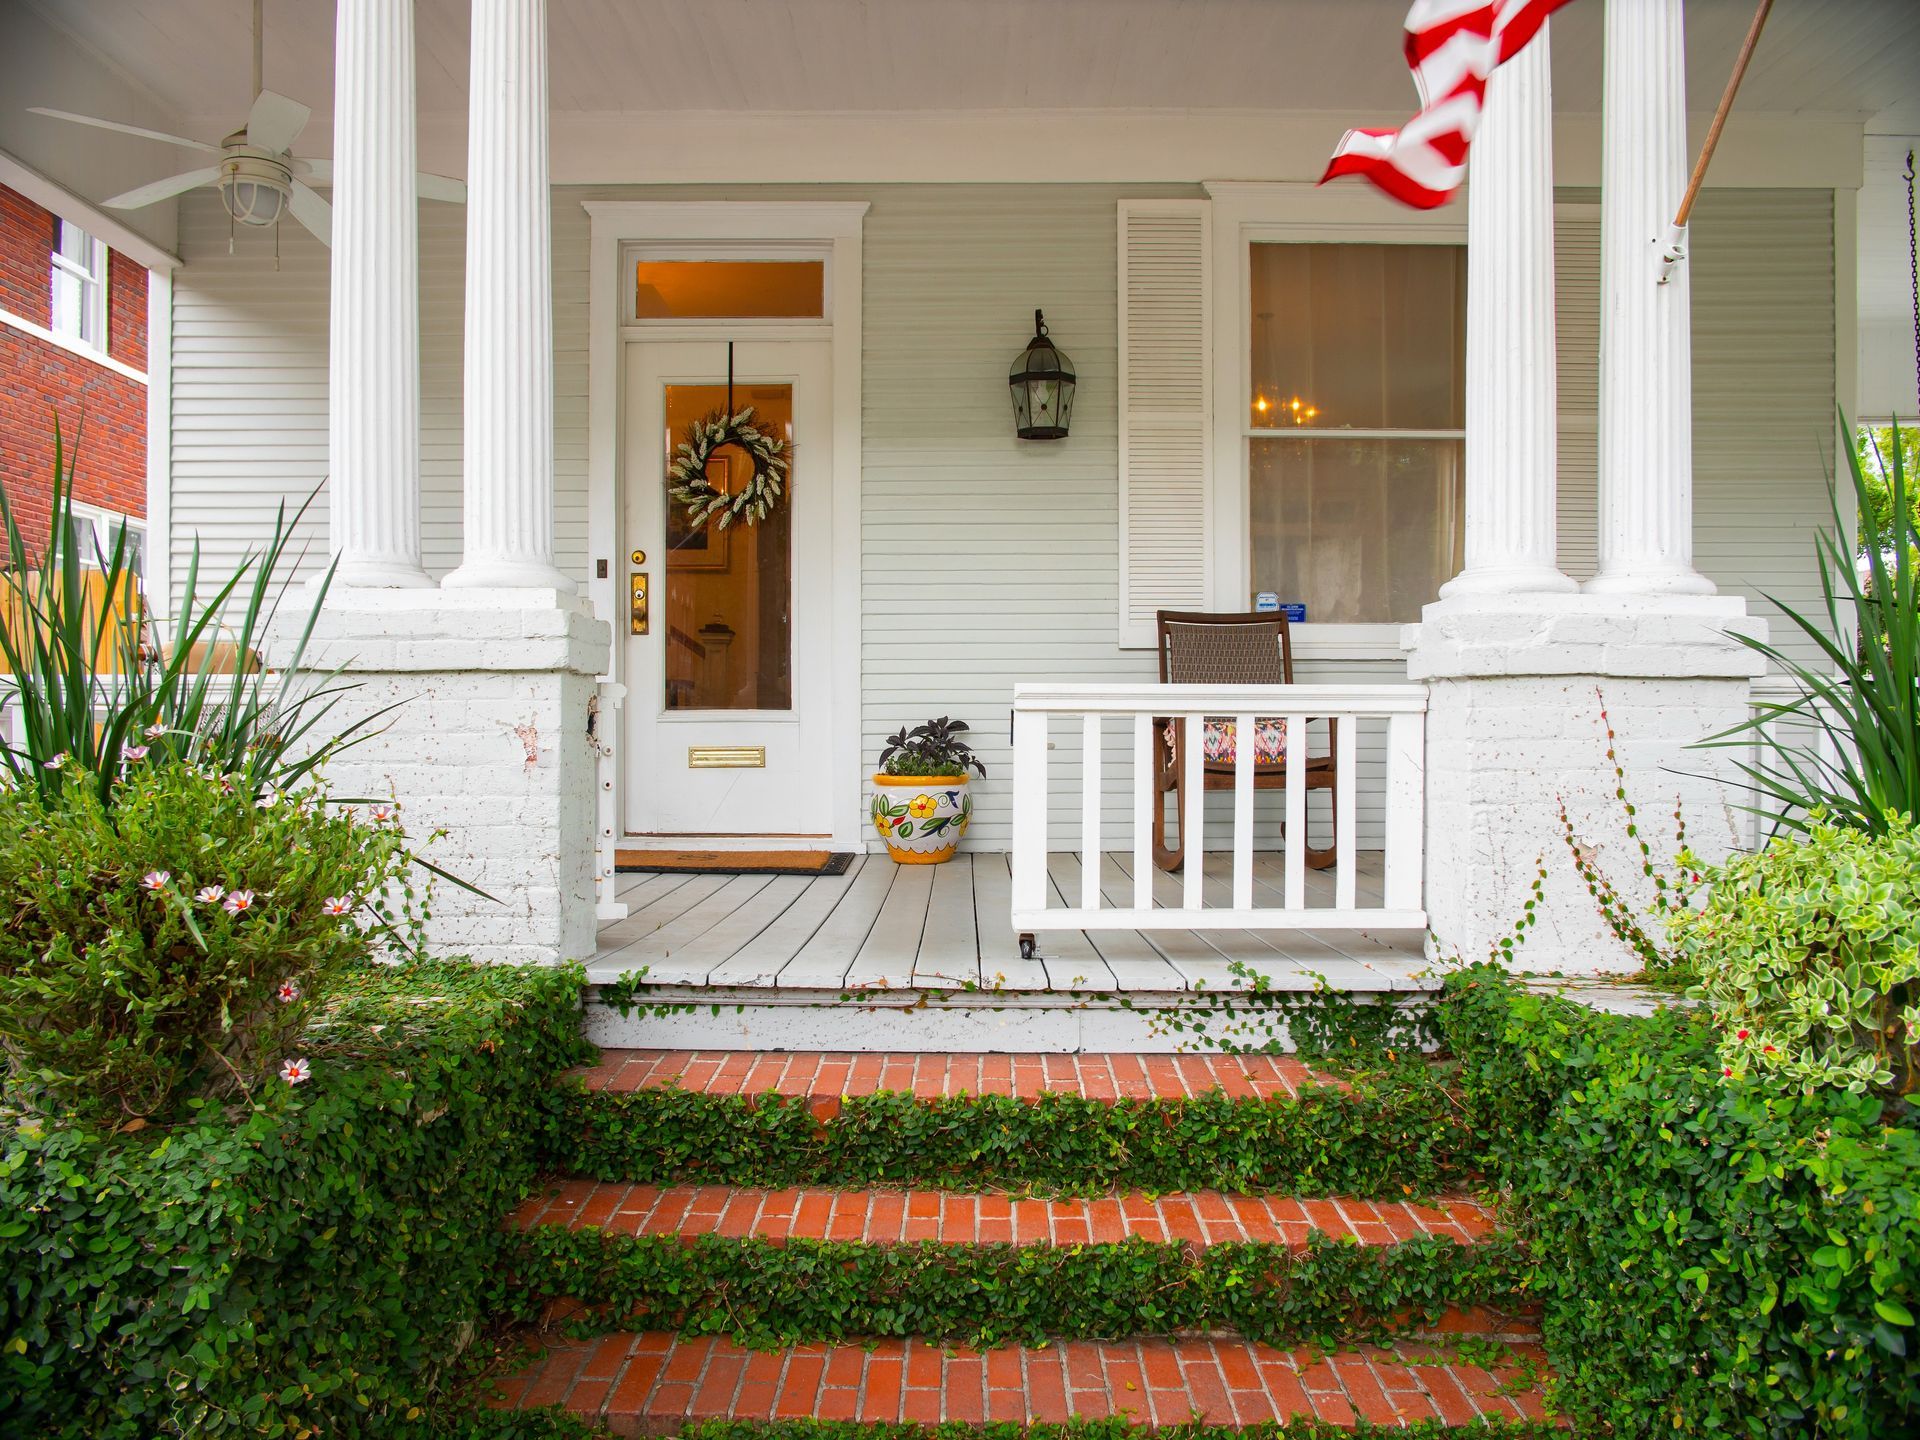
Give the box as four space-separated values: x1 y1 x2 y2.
1118 200 1211 648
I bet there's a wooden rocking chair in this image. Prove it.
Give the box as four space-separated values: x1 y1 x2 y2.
1151 609 1338 873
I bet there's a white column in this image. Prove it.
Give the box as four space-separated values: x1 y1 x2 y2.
1586 0 1715 596
327 0 430 587
444 0 574 591
1441 23 1575 597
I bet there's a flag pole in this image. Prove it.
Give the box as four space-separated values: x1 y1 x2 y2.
1657 0 1773 284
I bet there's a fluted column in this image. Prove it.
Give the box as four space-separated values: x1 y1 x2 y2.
327 0 430 587
444 0 573 591
1441 23 1575 597
1586 0 1714 595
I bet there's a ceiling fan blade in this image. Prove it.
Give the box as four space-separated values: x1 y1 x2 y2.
246 89 310 154
27 107 219 154
291 157 330 182
416 172 466 203
102 167 222 210
288 180 331 246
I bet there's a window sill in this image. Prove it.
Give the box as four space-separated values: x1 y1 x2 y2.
0 307 145 385
1286 624 1412 664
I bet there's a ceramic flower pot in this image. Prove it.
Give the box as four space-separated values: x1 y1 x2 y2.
870 773 972 864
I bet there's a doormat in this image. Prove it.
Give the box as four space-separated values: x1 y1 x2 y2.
615 848 856 877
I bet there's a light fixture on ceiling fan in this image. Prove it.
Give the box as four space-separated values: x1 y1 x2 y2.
26 0 463 249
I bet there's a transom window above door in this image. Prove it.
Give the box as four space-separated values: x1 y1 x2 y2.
633 258 825 321
1248 242 1465 625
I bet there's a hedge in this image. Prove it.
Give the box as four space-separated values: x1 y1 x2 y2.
553 1078 1467 1198
508 1226 1528 1350
1438 968 1920 1439
0 959 592 1439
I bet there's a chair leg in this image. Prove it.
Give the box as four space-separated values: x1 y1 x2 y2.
1305 786 1336 870
1153 783 1184 872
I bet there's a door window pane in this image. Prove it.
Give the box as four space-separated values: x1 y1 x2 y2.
1250 437 1463 624
661 382 793 711
636 261 824 320
1250 243 1464 431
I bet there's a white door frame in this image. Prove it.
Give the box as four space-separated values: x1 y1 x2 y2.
584 200 868 852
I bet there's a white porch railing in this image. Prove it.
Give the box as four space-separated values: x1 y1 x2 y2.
1010 682 1429 933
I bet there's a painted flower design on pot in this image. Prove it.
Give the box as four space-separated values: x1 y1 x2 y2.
907 794 939 820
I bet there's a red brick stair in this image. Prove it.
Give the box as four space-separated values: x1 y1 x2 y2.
493 1334 1553 1436
492 1049 1555 1432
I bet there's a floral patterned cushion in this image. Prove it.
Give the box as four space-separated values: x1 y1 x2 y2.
1163 718 1288 766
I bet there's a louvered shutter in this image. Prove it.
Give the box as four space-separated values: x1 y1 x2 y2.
1554 204 1600 581
1117 200 1211 648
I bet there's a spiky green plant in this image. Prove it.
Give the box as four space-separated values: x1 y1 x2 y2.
0 420 388 808
1701 414 1918 834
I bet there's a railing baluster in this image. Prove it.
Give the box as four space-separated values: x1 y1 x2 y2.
1232 712 1255 911
1081 713 1102 910
1181 712 1205 911
1284 713 1306 911
1383 709 1424 913
1011 705 1050 918
1132 713 1153 911
1335 714 1357 911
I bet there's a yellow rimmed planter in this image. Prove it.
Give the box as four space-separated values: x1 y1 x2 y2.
870 773 972 864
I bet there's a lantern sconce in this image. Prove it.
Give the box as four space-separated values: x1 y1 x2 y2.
1008 309 1076 440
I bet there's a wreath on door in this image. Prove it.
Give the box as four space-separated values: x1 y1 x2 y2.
668 407 791 532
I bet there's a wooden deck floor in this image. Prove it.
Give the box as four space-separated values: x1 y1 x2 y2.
592 850 1428 994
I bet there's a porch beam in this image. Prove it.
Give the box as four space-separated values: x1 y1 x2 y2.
327 0 430 588
1442 18 1574 598
445 0 574 592
1586 0 1715 596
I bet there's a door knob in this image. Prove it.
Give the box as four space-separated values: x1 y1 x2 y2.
629 572 649 635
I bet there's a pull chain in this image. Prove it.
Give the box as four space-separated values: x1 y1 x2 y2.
1905 148 1918 418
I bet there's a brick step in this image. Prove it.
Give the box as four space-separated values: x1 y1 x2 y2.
512 1180 1495 1247
582 1049 1333 1104
491 1334 1555 1435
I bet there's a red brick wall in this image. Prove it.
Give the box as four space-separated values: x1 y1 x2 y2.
0 183 148 559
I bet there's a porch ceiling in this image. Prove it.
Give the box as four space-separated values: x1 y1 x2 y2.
25 0 1920 147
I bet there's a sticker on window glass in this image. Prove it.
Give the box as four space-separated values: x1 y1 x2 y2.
1254 592 1279 612
1280 603 1307 623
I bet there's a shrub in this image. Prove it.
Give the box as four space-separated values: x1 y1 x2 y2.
0 422 381 811
0 759 423 1122
0 958 591 1440
1671 817 1920 1096
1440 968 1920 1438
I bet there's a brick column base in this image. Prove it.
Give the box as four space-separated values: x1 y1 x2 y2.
1403 594 1765 975
305 588 611 965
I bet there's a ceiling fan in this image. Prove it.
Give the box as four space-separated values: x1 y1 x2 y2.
26 0 462 247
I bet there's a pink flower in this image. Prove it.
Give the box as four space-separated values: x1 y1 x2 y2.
279 1058 311 1085
321 896 353 917
144 722 167 739
1735 1029 1750 1041
43 753 68 771
222 889 256 916
123 745 150 763
141 870 170 891
277 980 300 1004
194 885 226 905
369 805 394 823
256 791 279 810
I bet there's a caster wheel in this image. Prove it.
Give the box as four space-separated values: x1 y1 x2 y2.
1018 932 1037 960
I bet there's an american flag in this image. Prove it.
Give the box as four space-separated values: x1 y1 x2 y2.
1320 0 1576 209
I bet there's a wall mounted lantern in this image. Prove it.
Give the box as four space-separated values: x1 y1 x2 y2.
1008 309 1075 440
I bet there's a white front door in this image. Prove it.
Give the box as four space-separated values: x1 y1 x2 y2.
622 339 834 838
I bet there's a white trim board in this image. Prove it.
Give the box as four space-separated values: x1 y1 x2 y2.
0 148 180 272
583 199 869 853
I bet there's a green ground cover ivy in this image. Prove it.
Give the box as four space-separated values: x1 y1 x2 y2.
551 1077 1466 1198
0 959 591 1439
1440 968 1920 1438
506 1225 1527 1351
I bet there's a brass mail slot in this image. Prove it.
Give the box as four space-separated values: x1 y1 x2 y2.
688 745 766 770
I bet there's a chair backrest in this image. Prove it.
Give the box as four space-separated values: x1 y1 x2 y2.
1155 610 1295 686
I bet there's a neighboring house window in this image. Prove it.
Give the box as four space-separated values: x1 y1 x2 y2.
48 218 108 352
66 502 145 581
1247 242 1466 624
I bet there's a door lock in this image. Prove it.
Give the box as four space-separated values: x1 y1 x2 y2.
629 572 649 635
630 549 646 565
